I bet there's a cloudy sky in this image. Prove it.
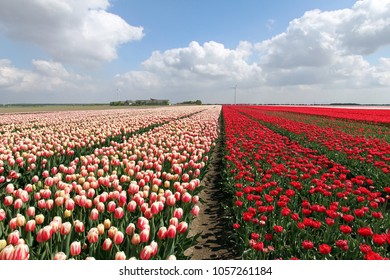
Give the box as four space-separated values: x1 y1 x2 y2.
1 0 390 104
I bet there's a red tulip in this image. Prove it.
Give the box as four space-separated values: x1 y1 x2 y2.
114 207 124 219
102 238 113 251
167 225 176 239
0 209 5 221
177 221 188 234
36 226 52 242
318 244 332 255
157 227 167 240
302 240 314 250
358 227 373 237
113 231 124 245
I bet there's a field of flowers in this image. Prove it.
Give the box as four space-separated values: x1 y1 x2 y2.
0 106 220 260
1 104 390 260
223 106 390 260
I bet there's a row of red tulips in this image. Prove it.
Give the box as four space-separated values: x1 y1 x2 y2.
253 106 390 124
237 106 390 188
223 106 390 260
256 110 390 143
0 106 220 260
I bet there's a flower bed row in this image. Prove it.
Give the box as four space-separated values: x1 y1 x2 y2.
223 106 390 260
251 106 390 124
258 110 390 143
0 107 204 190
237 106 390 188
0 106 220 260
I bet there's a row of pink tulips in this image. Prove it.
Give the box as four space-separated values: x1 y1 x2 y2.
0 107 205 186
0 106 220 260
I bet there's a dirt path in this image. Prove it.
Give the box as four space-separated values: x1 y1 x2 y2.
185 118 239 260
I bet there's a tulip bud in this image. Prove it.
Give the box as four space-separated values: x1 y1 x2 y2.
87 228 99 244
169 217 178 227
115 251 126 260
108 226 118 239
70 241 81 256
6 184 15 194
60 222 72 235
177 221 188 234
166 195 176 206
140 245 153 260
150 202 160 215
192 195 199 204
114 207 124 219
35 214 45 225
150 241 158 256
127 200 137 212
16 214 26 227
26 206 35 217
25 220 36 232
173 208 183 220
65 199 75 211
103 219 111 229
102 238 113 251
7 230 20 245
0 209 6 221
0 240 7 251
131 234 141 245
90 208 99 221
140 229 150 243
0 245 14 260
167 255 176 260
36 226 52 242
137 217 149 230
113 231 124 245
64 209 72 218
53 252 67 260
167 225 177 239
157 227 167 240
13 243 29 260
107 201 116 213
181 192 191 203
74 220 85 233
191 205 200 216
4 196 13 206
97 224 105 235
126 223 135 236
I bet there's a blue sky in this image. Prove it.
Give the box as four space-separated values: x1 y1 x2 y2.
0 0 389 104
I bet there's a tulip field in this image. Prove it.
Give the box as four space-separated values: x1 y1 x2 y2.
224 105 390 260
1 104 390 260
0 106 219 260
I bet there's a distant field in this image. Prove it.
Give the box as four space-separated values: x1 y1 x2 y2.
0 105 177 114
0 105 115 114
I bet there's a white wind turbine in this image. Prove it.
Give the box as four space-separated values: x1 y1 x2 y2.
231 84 238 105
116 88 121 101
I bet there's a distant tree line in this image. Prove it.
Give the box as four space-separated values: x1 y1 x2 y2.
177 100 202 105
110 99 170 106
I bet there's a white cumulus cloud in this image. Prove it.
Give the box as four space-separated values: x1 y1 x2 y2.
255 0 390 88
0 0 144 66
117 41 262 89
0 59 91 92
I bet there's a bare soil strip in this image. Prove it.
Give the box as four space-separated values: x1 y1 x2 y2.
185 117 239 260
